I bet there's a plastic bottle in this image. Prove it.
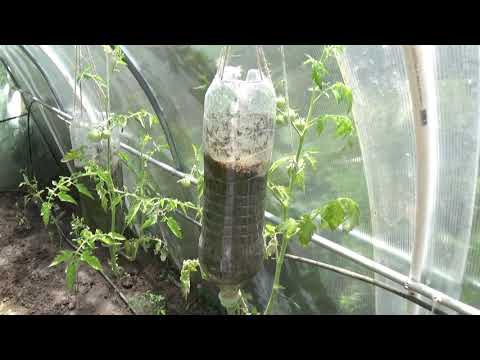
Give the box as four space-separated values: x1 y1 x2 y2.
199 47 276 291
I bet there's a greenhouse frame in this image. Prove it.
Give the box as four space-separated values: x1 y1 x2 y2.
0 45 479 315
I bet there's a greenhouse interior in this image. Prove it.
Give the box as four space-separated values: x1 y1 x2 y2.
0 44 479 315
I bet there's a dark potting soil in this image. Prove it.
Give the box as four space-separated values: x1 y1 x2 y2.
0 192 222 315
199 154 267 287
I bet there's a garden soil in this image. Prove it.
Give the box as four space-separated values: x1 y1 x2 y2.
0 192 222 315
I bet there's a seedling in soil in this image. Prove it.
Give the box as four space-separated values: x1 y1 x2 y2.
20 45 201 294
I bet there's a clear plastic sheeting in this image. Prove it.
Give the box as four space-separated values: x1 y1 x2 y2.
1 45 480 314
422 46 480 309
339 45 417 314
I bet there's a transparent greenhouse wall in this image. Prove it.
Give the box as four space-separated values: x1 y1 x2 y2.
4 44 480 314
421 46 480 311
0 59 63 190
119 45 376 313
339 45 417 314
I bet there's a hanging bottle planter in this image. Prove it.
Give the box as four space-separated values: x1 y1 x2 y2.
198 46 276 311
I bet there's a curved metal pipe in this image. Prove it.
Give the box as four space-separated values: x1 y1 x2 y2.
0 57 68 173
113 45 185 172
18 45 66 112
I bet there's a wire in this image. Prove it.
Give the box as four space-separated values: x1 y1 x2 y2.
0 113 27 124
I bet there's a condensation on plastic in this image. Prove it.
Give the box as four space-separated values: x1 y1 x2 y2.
338 45 417 314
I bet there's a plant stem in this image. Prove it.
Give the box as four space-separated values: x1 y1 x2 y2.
264 84 316 314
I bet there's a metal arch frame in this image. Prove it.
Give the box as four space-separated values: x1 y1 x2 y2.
18 46 66 113
3 47 480 315
114 45 186 172
5 86 479 314
18 45 186 173
0 57 67 174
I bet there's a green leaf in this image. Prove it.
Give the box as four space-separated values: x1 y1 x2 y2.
110 232 126 241
126 201 142 226
49 250 73 267
88 129 103 142
180 259 200 300
177 176 192 188
312 61 328 89
74 183 94 200
303 152 317 170
331 83 353 113
320 200 345 231
81 253 102 271
141 214 158 231
58 192 77 205
294 168 305 191
116 151 130 165
279 218 299 240
166 217 182 238
316 116 325 135
269 156 291 175
338 198 360 232
62 149 83 163
96 183 108 211
65 260 79 291
41 202 52 225
297 214 316 247
334 115 354 138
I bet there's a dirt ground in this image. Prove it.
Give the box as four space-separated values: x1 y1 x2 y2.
0 192 222 315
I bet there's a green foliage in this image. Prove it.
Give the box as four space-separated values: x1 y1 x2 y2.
129 291 166 315
264 45 360 315
20 45 199 292
180 259 201 300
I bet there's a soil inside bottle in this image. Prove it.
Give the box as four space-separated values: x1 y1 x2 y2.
199 154 267 287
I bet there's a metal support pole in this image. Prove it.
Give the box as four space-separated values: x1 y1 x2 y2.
113 45 185 172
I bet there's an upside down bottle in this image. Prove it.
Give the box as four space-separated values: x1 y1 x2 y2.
198 47 276 310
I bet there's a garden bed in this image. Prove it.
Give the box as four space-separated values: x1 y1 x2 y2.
0 192 222 315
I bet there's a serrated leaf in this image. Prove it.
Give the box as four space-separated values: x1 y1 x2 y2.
58 192 77 205
180 259 200 300
279 218 299 240
96 183 108 211
81 253 102 271
331 83 353 113
110 232 126 241
312 61 328 89
126 201 142 226
62 149 83 163
338 198 360 232
74 183 94 200
298 214 316 247
41 202 52 225
141 213 158 231
320 200 345 231
166 217 182 238
49 250 73 267
269 156 290 175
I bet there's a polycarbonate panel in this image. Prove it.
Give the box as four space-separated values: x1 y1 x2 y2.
0 46 71 163
421 46 480 305
339 45 417 314
8 44 480 314
0 47 64 187
116 45 376 313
